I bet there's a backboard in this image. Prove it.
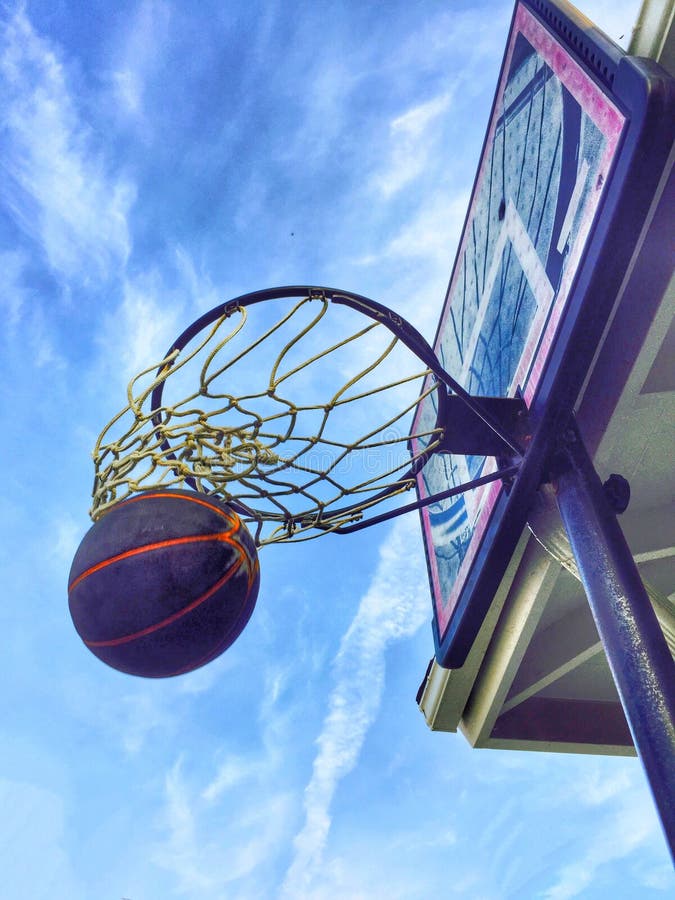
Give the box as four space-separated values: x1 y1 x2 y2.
411 0 675 667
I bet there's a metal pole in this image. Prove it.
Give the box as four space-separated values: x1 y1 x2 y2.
552 423 675 861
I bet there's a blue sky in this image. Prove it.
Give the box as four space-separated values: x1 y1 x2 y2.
1 1 673 898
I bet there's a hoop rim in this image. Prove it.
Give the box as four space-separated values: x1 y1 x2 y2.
146 286 524 532
148 287 452 528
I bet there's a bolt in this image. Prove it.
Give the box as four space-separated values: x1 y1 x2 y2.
603 473 630 514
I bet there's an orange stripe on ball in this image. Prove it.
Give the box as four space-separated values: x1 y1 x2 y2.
68 529 239 593
118 491 239 522
85 550 246 648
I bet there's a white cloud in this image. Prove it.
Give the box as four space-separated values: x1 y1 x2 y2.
177 649 239 696
93 245 221 394
147 661 306 896
391 826 458 853
0 8 135 282
62 673 178 757
392 94 452 140
112 68 143 116
201 754 259 803
0 248 28 328
49 513 82 569
0 777 84 899
281 515 428 898
112 270 187 380
0 248 67 367
542 768 665 899
638 860 675 890
294 57 360 167
382 189 469 265
573 764 632 807
352 188 470 342
27 303 67 368
158 759 216 893
153 757 294 895
119 689 178 755
283 857 424 900
225 793 295 882
173 244 222 314
109 0 172 122
373 92 453 198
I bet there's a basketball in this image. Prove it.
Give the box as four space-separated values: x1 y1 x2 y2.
68 490 260 678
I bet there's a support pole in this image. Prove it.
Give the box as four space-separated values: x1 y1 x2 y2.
552 422 675 860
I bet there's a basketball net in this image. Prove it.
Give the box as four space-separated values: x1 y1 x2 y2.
91 292 444 545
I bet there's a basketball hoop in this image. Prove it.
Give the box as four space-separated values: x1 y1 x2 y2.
91 286 528 546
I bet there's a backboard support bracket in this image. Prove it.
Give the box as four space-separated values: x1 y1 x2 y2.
436 394 529 458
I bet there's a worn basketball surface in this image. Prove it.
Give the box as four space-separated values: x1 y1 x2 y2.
68 490 260 678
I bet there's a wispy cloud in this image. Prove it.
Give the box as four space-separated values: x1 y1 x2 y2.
159 759 216 893
153 756 294 896
100 268 187 382
20 301 67 368
173 244 223 314
281 515 428 898
0 248 28 328
201 754 260 804
541 767 666 899
62 672 178 758
352 188 470 342
373 92 453 198
0 777 84 899
118 689 179 755
393 5 510 81
108 0 171 122
48 513 82 569
0 7 135 282
176 649 240 696
92 244 221 392
0 247 66 367
288 54 362 171
380 189 469 266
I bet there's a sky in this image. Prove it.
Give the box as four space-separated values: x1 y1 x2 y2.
0 1 673 898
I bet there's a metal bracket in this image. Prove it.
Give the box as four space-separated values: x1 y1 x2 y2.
437 394 529 457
